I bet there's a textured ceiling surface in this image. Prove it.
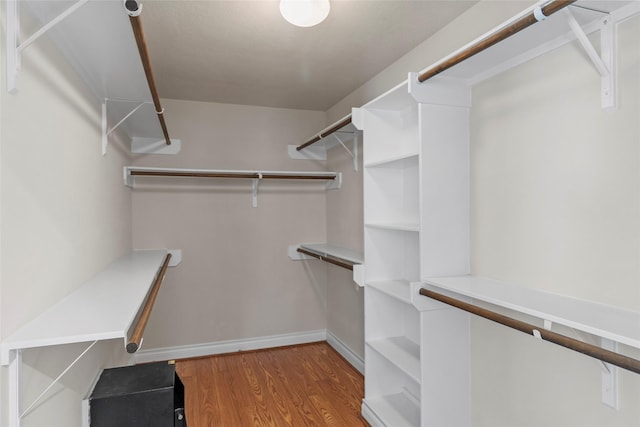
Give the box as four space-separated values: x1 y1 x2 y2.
142 0 478 111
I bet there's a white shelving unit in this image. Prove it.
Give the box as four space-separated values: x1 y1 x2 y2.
356 1 640 425
354 80 424 426
355 75 471 427
1 250 172 364
6 0 180 154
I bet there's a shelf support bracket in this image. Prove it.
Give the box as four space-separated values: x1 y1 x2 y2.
6 0 89 93
332 132 359 172
563 9 616 110
252 174 262 208
102 99 153 156
8 340 98 427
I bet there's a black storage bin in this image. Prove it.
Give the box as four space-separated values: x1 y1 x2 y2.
89 361 186 427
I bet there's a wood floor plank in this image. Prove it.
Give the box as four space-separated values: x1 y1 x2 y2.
175 342 369 426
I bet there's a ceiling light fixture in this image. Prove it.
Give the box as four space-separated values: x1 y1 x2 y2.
280 0 330 28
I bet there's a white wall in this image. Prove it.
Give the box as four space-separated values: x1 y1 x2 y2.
1 5 132 426
326 137 364 361
131 99 329 352
469 13 640 427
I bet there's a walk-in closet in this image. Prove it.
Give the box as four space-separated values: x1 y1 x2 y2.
2 0 639 426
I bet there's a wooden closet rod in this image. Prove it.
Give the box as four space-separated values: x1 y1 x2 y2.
419 288 640 374
129 170 337 180
297 248 354 270
297 115 353 151
127 253 172 354
417 0 577 83
125 0 171 145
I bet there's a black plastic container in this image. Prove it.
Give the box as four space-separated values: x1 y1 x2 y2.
89 361 186 427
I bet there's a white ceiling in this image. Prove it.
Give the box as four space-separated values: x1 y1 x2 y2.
141 0 479 111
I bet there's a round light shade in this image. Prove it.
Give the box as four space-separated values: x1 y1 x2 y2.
280 0 330 27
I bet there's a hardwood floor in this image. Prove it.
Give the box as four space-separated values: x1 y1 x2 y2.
175 341 370 426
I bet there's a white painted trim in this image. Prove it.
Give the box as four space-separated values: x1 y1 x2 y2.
132 330 327 363
326 331 364 374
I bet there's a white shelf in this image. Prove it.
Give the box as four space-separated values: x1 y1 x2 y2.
365 152 419 169
422 275 640 349
367 280 412 304
299 243 363 265
1 250 169 365
363 392 420 427
19 0 171 149
367 337 421 383
432 1 637 85
365 222 420 232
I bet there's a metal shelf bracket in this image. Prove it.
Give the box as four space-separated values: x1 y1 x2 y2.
563 8 617 110
102 99 151 156
6 0 89 93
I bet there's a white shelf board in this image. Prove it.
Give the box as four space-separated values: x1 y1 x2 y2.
363 392 420 427
367 336 421 383
1 250 168 365
24 0 166 144
422 275 640 349
365 222 420 232
367 280 412 304
299 243 363 265
364 152 419 169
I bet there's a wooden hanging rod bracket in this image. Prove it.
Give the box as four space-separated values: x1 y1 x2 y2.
419 287 640 375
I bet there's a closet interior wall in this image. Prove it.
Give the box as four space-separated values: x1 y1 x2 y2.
131 99 331 353
325 1 530 124
0 4 133 426
326 137 365 363
468 12 640 426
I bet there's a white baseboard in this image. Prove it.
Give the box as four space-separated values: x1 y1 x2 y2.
132 330 327 363
326 331 364 374
361 399 385 427
133 329 365 376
